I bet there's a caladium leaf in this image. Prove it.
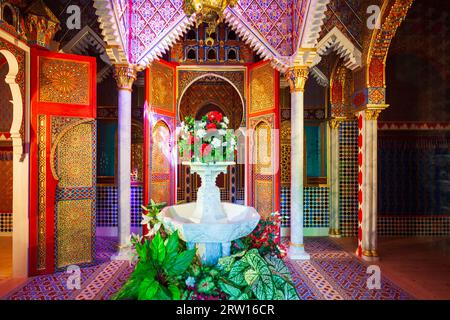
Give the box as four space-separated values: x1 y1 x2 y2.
273 275 299 300
264 254 291 279
242 249 275 300
218 280 242 298
228 260 249 286
197 276 216 294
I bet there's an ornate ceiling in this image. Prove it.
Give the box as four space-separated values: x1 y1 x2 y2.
94 0 341 69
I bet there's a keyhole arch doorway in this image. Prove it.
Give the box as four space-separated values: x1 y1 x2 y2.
177 74 245 204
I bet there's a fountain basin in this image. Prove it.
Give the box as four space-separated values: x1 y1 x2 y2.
160 202 259 243
159 202 260 265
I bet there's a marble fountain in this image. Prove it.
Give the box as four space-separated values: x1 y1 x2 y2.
159 161 260 265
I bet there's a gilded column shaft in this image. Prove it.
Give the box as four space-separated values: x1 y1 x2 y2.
329 118 343 237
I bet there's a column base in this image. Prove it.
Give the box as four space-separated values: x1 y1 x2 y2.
362 250 379 261
328 228 342 238
111 246 133 262
288 243 310 260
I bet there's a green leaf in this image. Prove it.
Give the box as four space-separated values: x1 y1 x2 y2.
237 293 250 300
138 278 159 300
264 254 291 279
168 284 181 300
273 275 299 300
164 231 180 265
244 269 259 285
166 249 196 276
218 280 242 298
242 249 275 300
228 260 249 286
153 286 172 300
197 276 216 294
150 232 166 265
217 250 246 274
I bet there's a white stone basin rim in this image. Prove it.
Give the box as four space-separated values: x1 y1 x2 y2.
159 203 260 243
182 161 236 223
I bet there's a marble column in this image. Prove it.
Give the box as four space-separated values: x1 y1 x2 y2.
285 66 310 260
112 64 137 260
329 118 344 237
359 107 383 261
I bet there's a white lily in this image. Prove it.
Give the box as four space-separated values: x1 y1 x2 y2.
223 117 229 124
141 213 151 225
211 137 222 148
218 129 227 136
196 128 207 139
145 221 162 238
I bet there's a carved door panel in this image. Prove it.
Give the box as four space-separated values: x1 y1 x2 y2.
247 61 280 219
144 60 177 212
29 49 96 275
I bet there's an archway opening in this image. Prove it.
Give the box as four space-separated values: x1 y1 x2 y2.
178 76 245 204
0 51 14 280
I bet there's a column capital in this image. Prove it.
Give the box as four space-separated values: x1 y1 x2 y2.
113 64 138 92
285 66 310 93
329 117 346 129
364 104 389 120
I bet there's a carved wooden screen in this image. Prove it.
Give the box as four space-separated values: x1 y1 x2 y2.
247 61 280 219
144 60 177 213
29 49 96 275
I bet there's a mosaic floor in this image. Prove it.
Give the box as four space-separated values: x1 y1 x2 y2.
1 237 413 300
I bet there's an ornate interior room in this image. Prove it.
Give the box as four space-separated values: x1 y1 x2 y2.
0 0 448 300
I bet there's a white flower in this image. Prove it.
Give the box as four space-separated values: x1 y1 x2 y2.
145 221 161 238
141 213 151 225
230 138 236 147
199 121 206 128
196 128 207 139
211 137 222 148
223 117 229 124
218 129 227 136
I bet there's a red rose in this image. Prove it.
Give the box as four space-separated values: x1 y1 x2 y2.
214 111 223 122
200 143 212 157
207 111 223 123
206 123 217 131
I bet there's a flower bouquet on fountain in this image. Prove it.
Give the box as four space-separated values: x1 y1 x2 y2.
178 111 237 163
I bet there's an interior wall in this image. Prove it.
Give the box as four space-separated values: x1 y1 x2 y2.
378 0 450 235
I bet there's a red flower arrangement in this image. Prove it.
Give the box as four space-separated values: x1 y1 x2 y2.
178 111 237 163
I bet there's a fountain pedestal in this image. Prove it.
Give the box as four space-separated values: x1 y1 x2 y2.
159 162 260 265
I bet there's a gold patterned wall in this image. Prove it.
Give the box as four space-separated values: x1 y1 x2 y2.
281 120 291 187
57 123 93 187
255 121 273 175
37 115 47 270
55 121 95 269
56 199 93 268
150 62 174 112
39 57 90 105
151 121 171 203
250 63 274 114
255 180 273 219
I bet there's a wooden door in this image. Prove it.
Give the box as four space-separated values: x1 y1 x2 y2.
29 49 96 275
